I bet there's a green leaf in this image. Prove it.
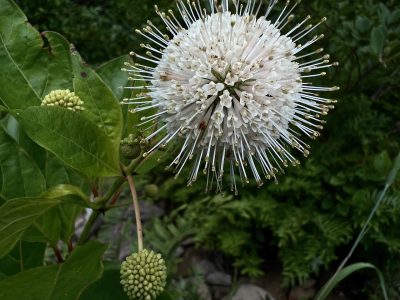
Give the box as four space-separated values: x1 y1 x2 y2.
388 10 400 25
0 129 46 199
0 241 46 278
0 241 107 300
0 0 72 109
97 55 131 102
0 197 59 259
71 49 123 147
35 205 81 244
122 76 154 137
41 184 89 207
156 292 174 300
136 150 169 174
40 31 74 95
0 184 91 258
370 25 387 55
355 16 371 33
28 184 90 244
96 55 137 139
386 151 400 187
373 151 392 174
80 262 128 300
45 152 88 189
315 262 388 300
44 153 90 241
378 3 390 24
2 115 47 173
13 106 120 177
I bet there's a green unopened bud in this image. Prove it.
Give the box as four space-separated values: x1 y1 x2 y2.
121 134 141 159
42 89 84 112
144 184 159 198
120 249 167 300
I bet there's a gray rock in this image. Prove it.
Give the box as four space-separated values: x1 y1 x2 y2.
174 246 185 257
231 284 274 300
181 236 196 247
213 286 231 300
288 278 316 300
197 281 212 300
118 237 133 261
206 271 232 286
139 201 165 221
195 259 217 276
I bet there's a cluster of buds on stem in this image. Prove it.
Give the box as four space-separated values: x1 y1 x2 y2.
42 89 84 112
120 249 167 300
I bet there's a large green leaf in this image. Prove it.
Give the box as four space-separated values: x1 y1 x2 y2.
157 293 174 300
97 56 154 137
0 129 46 199
315 262 388 300
80 262 173 300
0 0 72 109
32 203 82 244
24 184 90 244
2 115 47 173
80 262 128 300
33 185 88 242
13 106 120 177
370 25 387 55
44 153 89 243
0 197 59 259
0 241 107 300
0 241 46 279
71 50 123 147
97 55 131 102
0 184 91 259
45 153 88 189
122 76 153 137
40 31 73 95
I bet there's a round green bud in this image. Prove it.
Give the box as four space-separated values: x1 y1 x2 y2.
42 89 84 112
121 143 141 159
121 134 141 159
120 249 167 300
144 184 159 198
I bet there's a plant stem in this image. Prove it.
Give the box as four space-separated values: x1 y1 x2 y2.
126 174 143 252
108 188 122 208
51 245 64 263
77 210 101 245
77 153 147 245
68 240 74 253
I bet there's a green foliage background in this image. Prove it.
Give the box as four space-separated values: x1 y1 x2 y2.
1 0 400 299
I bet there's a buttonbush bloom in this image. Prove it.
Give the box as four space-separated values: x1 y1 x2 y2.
120 249 167 300
123 0 338 193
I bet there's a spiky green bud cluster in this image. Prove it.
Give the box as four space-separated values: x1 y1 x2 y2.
120 249 167 300
121 134 141 159
42 89 84 112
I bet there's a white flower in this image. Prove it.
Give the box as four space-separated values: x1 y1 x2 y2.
122 0 339 194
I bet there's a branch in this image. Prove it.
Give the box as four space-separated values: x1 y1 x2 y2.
77 154 145 245
126 175 143 251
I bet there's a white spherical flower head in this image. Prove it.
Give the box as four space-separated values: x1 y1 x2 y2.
123 0 339 194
